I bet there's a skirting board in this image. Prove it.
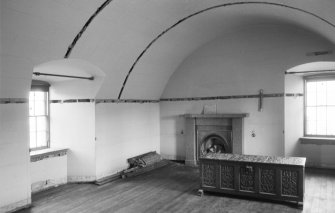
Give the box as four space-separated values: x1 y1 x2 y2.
306 166 335 174
32 177 67 193
161 154 185 161
67 176 96 183
306 164 335 170
0 198 31 213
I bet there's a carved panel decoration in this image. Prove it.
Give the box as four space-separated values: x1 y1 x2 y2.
240 165 255 191
260 168 275 194
220 165 234 189
202 163 216 187
282 170 298 196
199 153 305 205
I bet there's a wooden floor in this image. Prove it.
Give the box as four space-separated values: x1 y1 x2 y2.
17 162 335 213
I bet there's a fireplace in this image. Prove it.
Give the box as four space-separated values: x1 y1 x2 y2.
184 113 248 166
199 133 231 156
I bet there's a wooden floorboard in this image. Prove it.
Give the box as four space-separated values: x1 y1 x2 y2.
16 163 335 213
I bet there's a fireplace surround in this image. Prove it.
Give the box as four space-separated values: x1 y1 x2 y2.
184 113 248 166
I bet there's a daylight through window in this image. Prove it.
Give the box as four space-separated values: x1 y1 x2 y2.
305 76 335 137
29 81 50 150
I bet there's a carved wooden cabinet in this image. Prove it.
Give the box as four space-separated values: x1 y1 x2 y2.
199 153 306 206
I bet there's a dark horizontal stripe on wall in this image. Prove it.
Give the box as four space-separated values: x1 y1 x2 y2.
160 93 303 102
285 93 304 97
50 99 95 104
95 99 160 104
2 93 302 105
0 98 28 104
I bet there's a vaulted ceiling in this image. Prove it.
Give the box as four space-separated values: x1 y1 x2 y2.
2 0 335 99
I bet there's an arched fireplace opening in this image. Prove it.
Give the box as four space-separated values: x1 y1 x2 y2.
200 134 231 157
184 113 247 166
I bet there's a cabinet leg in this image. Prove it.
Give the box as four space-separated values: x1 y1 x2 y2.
296 202 303 209
197 189 204 197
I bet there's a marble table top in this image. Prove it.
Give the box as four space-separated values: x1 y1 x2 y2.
201 153 306 166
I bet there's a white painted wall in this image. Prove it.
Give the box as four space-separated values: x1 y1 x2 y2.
50 102 96 182
0 104 31 212
284 74 304 157
160 25 334 159
301 144 335 169
95 103 160 179
0 4 32 211
50 79 102 100
47 64 104 182
30 156 67 193
160 99 283 159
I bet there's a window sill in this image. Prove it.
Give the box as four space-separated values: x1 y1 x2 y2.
300 137 335 145
30 147 68 162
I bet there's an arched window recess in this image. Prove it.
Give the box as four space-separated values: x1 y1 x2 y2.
285 61 335 75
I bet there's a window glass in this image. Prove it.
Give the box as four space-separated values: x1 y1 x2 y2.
327 81 335 105
306 82 316 106
305 77 335 137
35 100 46 116
327 107 335 135
29 90 49 150
316 81 327 105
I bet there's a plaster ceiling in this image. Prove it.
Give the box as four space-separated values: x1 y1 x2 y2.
2 0 335 99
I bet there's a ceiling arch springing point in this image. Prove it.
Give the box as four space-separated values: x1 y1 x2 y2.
64 0 114 58
116 1 335 99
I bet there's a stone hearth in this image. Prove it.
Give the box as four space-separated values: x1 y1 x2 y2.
184 113 248 166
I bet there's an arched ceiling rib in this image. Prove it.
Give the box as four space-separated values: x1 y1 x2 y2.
3 0 335 99
115 2 335 99
64 0 113 58
64 1 335 100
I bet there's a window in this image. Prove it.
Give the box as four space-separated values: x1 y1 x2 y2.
305 75 335 137
29 80 50 150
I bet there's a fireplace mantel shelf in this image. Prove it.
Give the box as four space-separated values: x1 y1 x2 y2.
183 113 249 118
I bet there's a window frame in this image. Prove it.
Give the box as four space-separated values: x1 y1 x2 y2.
29 80 50 151
304 74 335 138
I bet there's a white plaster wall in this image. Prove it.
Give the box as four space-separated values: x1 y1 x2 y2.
0 4 32 209
284 74 304 157
0 104 31 212
301 144 335 169
48 71 103 182
51 79 100 99
95 103 160 179
50 102 96 182
160 99 284 159
30 156 67 193
160 25 334 159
